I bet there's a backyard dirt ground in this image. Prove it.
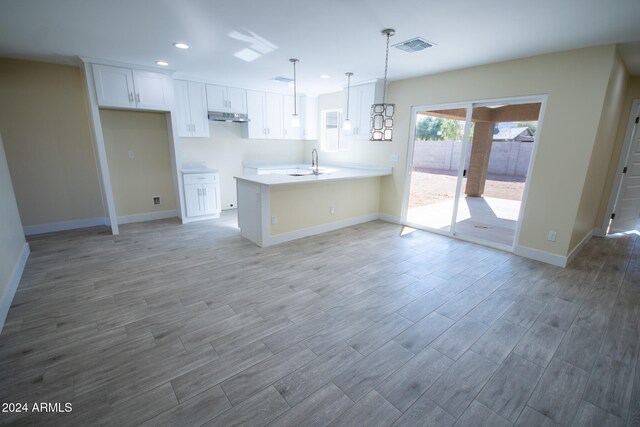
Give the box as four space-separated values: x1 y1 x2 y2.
409 168 525 208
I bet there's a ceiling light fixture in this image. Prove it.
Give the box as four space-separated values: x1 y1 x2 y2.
320 74 330 79
370 28 395 141
155 60 169 66
173 42 190 49
290 58 300 128
343 72 353 131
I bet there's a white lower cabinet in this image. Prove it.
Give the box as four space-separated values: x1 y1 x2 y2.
183 173 221 219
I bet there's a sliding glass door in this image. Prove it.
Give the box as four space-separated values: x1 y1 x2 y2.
405 106 471 232
405 98 543 248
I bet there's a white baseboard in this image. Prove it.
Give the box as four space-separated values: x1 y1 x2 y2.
566 228 596 266
0 242 30 333
182 212 221 224
117 210 178 225
23 217 106 235
264 213 380 247
378 213 402 224
514 244 567 268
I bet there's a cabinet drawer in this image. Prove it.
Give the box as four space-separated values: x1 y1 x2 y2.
183 173 217 184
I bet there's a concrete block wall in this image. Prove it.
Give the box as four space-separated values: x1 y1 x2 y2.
412 140 531 177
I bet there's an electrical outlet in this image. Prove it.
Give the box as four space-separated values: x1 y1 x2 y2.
128 150 135 159
271 216 278 225
389 153 399 162
547 231 557 242
330 206 336 214
152 196 161 206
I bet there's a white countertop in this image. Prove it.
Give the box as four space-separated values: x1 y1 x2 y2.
181 168 219 174
235 164 392 186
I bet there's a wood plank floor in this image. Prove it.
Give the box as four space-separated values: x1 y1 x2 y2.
1 211 639 426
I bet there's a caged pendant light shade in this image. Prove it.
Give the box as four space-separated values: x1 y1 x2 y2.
370 29 395 141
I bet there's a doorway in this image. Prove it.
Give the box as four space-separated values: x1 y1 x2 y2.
604 99 640 234
404 97 544 249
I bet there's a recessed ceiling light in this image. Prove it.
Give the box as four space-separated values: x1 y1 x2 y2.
320 74 330 79
155 60 169 66
173 42 190 49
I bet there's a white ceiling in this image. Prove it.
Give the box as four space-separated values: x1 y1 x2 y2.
1 0 640 95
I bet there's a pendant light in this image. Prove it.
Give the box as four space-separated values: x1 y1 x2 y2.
343 72 353 131
370 28 395 141
290 58 300 128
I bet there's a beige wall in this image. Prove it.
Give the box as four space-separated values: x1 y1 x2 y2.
101 110 176 216
0 133 27 326
571 50 629 248
270 178 380 235
180 121 306 210
0 58 105 226
595 76 640 228
309 45 619 258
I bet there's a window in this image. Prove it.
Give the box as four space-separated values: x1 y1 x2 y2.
320 109 345 152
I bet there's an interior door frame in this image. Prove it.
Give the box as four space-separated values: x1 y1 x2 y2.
401 94 548 252
598 99 640 235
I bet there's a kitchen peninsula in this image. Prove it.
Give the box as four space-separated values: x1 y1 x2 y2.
236 162 392 247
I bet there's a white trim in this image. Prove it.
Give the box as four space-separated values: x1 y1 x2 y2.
0 242 30 333
514 244 567 268
262 214 380 247
24 217 106 235
566 229 595 265
78 56 175 76
80 62 119 235
182 213 221 223
378 213 402 224
117 210 178 225
601 99 640 235
512 96 548 248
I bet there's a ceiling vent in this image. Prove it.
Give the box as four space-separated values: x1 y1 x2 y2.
393 37 434 53
271 76 293 83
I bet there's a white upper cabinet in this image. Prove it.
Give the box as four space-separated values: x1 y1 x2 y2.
206 84 247 114
245 90 283 139
343 80 383 140
93 65 136 108
93 64 172 111
174 80 209 138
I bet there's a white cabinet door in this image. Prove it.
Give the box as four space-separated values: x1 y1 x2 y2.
206 84 227 111
226 87 247 114
132 70 171 111
246 90 266 138
265 92 283 139
356 83 375 139
202 182 220 215
187 82 209 137
93 64 135 109
184 184 202 217
282 95 300 140
300 95 318 140
174 80 192 137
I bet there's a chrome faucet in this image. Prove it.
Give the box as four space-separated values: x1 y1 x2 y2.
311 149 319 175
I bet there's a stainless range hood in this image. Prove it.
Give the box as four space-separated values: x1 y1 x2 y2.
208 111 249 123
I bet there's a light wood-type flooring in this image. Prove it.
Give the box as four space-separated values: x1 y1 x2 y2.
1 211 639 426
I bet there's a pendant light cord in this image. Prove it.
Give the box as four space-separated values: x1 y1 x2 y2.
293 60 297 115
383 31 390 105
346 72 351 120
